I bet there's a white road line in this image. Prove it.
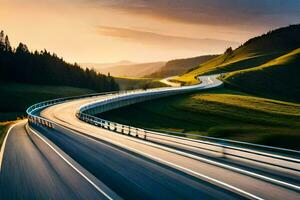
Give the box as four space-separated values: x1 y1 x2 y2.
63 126 264 200
28 126 114 200
124 136 300 192
0 121 22 172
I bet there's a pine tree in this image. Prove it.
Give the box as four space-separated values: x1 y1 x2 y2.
0 30 4 42
4 35 12 52
0 30 5 51
16 43 29 53
224 47 233 55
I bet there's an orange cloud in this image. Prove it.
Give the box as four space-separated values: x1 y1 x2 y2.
98 26 239 51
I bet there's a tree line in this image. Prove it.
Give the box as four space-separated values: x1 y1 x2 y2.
0 30 119 92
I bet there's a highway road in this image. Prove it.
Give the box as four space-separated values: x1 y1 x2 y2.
1 75 299 199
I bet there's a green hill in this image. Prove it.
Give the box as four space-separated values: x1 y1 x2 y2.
147 55 217 78
175 24 300 84
223 48 300 102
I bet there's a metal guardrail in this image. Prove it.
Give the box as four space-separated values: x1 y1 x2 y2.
26 91 119 128
26 84 186 128
26 84 182 128
78 76 223 116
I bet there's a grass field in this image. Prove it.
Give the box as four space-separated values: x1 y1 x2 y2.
0 82 94 121
98 88 300 150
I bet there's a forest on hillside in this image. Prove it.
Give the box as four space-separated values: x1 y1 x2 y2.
0 30 119 92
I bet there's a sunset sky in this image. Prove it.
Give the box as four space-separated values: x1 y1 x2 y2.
1 0 300 63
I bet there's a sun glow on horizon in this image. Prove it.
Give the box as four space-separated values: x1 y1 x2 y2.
1 0 299 63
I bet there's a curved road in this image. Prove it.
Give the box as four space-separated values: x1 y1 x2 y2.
159 76 181 87
1 75 299 199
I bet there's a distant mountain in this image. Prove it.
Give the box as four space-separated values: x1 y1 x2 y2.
175 24 300 101
84 55 218 78
146 55 218 78
82 60 137 70
82 61 166 78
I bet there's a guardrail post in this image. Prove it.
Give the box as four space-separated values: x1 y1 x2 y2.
121 125 124 134
221 141 227 158
114 123 117 132
107 122 110 130
136 128 139 138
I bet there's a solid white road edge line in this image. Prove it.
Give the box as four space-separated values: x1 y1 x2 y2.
28 126 114 200
65 127 264 200
124 136 300 192
0 121 23 172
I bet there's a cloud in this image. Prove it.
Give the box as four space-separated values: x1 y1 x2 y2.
93 0 300 27
97 26 239 52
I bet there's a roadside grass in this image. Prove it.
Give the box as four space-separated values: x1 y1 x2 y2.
0 123 8 147
0 81 94 121
98 88 300 150
0 121 14 148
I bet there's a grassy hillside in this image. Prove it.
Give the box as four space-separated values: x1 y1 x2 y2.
0 82 94 121
223 48 300 102
83 62 165 78
98 89 300 150
175 24 300 84
148 55 217 78
114 77 167 90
